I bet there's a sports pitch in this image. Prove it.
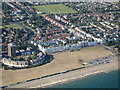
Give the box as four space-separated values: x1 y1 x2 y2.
33 4 77 14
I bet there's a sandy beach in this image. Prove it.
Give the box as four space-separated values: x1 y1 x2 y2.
1 46 116 87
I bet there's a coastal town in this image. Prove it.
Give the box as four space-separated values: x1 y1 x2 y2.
0 1 120 88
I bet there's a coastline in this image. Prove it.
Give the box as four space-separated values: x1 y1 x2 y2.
48 70 119 88
2 46 113 86
44 62 119 88
6 60 118 88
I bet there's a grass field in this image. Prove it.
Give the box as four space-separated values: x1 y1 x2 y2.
33 4 77 14
1 46 113 86
3 23 22 29
0 26 2 29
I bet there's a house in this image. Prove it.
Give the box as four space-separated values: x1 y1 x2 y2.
2 58 28 68
43 15 66 29
38 40 98 54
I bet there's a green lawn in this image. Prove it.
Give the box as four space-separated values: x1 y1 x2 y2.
33 4 77 14
4 23 22 29
0 26 2 29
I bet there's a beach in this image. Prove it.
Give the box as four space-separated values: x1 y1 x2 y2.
6 60 118 88
1 46 118 87
50 70 119 88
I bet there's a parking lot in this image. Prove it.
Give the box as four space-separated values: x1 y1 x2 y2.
89 55 118 66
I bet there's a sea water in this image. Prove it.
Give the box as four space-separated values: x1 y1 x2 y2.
50 70 119 88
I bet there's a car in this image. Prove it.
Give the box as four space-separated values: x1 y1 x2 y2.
96 59 99 61
104 57 107 59
89 62 92 64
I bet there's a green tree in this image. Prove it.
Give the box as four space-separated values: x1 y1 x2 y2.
18 57 24 61
4 66 9 70
46 37 49 41
27 56 32 61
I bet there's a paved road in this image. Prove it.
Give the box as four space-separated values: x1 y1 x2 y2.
102 45 118 55
89 54 118 65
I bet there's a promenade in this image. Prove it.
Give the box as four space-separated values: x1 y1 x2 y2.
2 46 112 86
1 46 118 88
5 60 118 88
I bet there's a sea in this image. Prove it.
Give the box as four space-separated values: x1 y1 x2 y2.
49 70 119 88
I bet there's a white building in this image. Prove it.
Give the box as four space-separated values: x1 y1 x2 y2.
38 41 98 54
2 52 45 68
2 58 28 68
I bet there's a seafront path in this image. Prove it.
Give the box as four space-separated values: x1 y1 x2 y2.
4 56 118 88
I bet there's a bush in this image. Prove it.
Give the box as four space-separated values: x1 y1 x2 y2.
4 65 9 70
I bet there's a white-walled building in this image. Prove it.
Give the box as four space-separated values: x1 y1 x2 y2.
2 58 28 68
2 52 46 68
38 41 98 54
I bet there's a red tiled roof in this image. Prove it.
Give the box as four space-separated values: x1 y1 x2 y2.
14 8 19 11
43 15 66 28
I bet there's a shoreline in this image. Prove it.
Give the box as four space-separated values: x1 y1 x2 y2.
45 69 119 88
43 66 119 88
2 46 113 87
6 60 118 88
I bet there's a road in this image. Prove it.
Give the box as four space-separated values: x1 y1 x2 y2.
101 45 118 55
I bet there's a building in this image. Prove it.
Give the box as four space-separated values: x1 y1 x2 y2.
38 41 98 54
2 52 46 68
2 58 28 68
8 43 16 57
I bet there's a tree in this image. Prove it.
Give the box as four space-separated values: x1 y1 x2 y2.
46 37 49 41
4 65 9 70
32 55 36 59
74 40 78 44
34 52 38 56
18 57 24 61
116 41 120 44
27 56 32 61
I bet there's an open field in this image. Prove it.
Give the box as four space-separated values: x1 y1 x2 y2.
2 46 113 86
3 23 22 29
0 26 2 29
6 61 118 88
33 4 77 14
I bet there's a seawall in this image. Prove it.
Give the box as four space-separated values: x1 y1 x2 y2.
6 60 118 88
